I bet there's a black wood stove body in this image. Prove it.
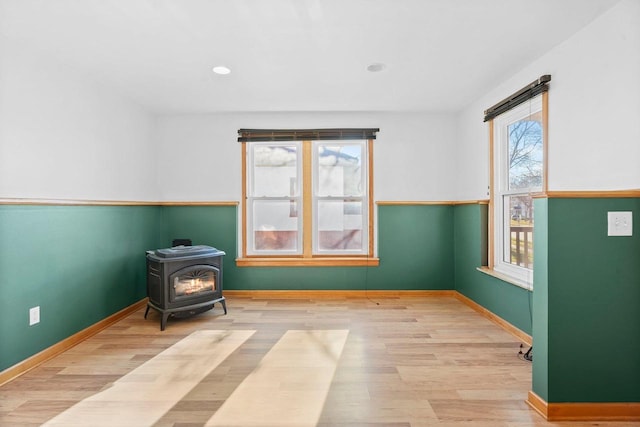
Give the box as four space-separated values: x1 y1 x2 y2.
145 245 226 330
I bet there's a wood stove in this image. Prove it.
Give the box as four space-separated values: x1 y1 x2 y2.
145 245 226 330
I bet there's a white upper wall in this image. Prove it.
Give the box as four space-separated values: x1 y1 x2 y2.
155 112 457 202
455 0 640 199
4 1 637 203
0 30 459 203
0 36 156 201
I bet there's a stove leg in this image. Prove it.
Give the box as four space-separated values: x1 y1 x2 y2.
144 305 150 319
161 313 169 331
220 298 227 315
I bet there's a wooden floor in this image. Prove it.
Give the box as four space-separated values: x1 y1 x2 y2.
0 295 633 426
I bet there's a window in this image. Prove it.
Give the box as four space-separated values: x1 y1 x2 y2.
490 94 546 288
247 142 301 255
314 141 368 255
238 129 378 267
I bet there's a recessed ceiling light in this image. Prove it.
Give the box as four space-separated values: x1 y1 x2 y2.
212 66 231 75
366 63 386 72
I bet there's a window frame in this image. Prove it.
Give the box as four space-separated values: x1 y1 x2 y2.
488 92 548 289
245 141 303 256
312 140 369 256
238 139 378 267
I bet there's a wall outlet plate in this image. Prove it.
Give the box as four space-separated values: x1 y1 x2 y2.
29 306 40 325
607 211 633 236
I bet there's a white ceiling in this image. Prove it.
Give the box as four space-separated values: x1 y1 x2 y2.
0 0 620 114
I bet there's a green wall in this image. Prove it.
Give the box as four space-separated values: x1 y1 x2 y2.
1 203 455 372
531 197 549 401
161 204 454 290
0 205 161 372
160 205 238 286
376 205 454 290
534 197 640 402
455 198 640 403
453 203 533 334
5 200 638 405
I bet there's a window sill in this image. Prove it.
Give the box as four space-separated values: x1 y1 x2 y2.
236 257 380 267
477 267 532 291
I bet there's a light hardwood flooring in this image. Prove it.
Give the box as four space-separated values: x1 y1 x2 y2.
0 295 634 426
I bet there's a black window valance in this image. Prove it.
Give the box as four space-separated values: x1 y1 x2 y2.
238 128 379 142
483 75 551 122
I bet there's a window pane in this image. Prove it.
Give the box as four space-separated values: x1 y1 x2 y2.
503 195 534 269
252 145 298 197
252 200 299 252
508 112 542 191
317 200 364 252
317 144 363 197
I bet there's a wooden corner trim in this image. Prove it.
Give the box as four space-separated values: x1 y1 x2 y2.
543 190 640 199
0 198 239 206
376 200 456 206
454 291 532 346
235 257 380 267
223 289 457 299
452 200 490 205
158 201 239 206
527 391 640 421
0 299 148 387
375 200 489 206
527 391 549 419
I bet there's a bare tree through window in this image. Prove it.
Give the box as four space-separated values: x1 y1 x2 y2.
505 112 542 268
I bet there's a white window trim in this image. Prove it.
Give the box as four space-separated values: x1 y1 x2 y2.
312 140 369 256
492 96 543 289
241 139 377 266
246 141 303 256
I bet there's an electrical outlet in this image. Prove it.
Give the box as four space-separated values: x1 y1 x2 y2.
29 306 40 326
607 211 633 236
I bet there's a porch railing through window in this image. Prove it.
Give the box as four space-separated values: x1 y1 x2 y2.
510 226 533 268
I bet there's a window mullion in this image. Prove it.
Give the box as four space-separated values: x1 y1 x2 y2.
302 141 313 258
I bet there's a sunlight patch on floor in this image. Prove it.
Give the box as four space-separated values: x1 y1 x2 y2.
42 330 255 426
205 329 349 427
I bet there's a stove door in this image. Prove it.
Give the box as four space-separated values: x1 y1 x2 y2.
169 264 219 304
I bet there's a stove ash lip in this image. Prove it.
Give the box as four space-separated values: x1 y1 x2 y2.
148 245 226 260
